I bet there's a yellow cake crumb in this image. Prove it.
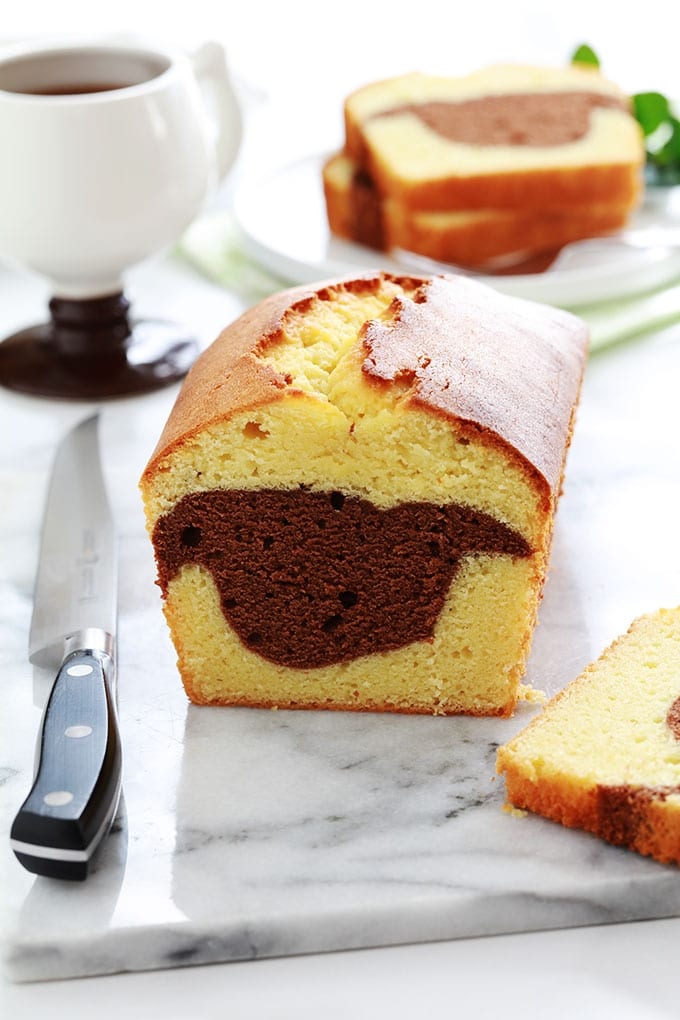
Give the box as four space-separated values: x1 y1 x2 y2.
503 803 528 818
517 683 548 705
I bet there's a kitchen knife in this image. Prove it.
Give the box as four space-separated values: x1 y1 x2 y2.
10 414 122 881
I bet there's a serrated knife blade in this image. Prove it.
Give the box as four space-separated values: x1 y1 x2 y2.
10 414 122 880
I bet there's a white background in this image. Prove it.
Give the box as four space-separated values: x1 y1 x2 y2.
2 0 679 92
2 2 680 1017
2 0 680 151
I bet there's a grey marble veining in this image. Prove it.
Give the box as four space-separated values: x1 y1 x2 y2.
2 262 680 982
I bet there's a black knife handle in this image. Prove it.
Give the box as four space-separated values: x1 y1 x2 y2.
10 648 122 881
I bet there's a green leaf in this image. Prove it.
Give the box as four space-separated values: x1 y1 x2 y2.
632 91 671 136
668 117 680 158
567 45 680 184
571 43 600 68
651 117 680 165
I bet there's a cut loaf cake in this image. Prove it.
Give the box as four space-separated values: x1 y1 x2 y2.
140 272 588 716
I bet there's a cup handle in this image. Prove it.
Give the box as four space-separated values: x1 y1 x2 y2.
190 41 243 180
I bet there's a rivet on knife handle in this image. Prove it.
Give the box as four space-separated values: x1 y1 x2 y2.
10 645 122 881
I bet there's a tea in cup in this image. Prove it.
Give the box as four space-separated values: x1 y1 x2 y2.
0 35 242 398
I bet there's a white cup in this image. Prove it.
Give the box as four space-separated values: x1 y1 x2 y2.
0 35 242 299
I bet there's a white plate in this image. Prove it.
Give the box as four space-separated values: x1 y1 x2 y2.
233 154 680 308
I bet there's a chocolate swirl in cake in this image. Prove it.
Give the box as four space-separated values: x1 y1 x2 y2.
595 695 680 840
374 92 628 147
153 488 531 668
667 695 680 741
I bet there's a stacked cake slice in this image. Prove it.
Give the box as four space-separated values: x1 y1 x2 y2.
323 64 645 268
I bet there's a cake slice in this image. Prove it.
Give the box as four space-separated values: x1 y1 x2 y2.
323 150 633 267
497 608 680 864
343 64 644 212
140 272 588 716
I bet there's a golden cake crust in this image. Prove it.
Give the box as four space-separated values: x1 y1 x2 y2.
362 163 641 214
361 275 586 497
142 283 313 476
142 272 588 507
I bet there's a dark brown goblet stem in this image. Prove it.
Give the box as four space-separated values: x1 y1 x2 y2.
0 291 198 400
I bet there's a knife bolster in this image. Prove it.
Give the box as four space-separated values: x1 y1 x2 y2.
64 628 115 660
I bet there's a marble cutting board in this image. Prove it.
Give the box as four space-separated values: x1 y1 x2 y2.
3 305 680 984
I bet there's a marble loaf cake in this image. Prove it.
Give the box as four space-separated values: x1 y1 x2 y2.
324 63 644 266
497 608 680 865
140 272 588 716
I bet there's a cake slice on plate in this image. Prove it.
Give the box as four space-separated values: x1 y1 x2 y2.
323 63 644 267
342 64 644 212
323 149 633 267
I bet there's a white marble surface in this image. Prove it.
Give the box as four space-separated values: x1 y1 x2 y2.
2 250 680 986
